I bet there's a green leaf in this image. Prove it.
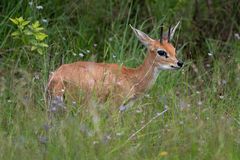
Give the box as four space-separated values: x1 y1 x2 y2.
32 21 40 29
9 18 18 25
35 27 44 31
22 20 30 26
17 17 24 23
11 31 20 36
35 32 48 41
23 29 33 35
29 39 37 45
31 46 37 51
37 48 44 55
19 25 24 30
38 42 48 48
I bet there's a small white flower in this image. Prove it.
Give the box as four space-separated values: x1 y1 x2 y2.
206 64 211 68
208 52 213 56
93 141 99 145
42 18 48 24
234 33 240 40
79 53 84 57
197 101 203 106
86 50 90 54
136 109 142 113
93 43 97 47
93 115 99 123
72 101 76 105
219 95 224 99
51 107 56 112
196 91 201 94
116 132 124 136
29 1 33 6
145 94 150 98
108 37 113 41
36 5 43 10
112 54 116 59
106 135 111 140
164 105 169 110
221 80 227 85
7 100 12 103
119 105 127 111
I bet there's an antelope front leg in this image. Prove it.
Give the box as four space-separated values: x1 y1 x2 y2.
48 79 66 114
119 95 137 112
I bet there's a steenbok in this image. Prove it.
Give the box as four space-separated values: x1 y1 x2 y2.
47 22 183 111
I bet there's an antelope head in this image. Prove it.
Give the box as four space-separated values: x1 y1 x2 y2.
130 21 183 70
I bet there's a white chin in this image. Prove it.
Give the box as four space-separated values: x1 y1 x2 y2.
158 65 178 70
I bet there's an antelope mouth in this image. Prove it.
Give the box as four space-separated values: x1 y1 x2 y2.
171 65 181 69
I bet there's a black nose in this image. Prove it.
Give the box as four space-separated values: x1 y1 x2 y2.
177 61 184 67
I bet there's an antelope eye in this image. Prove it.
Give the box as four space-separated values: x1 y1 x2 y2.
157 50 168 57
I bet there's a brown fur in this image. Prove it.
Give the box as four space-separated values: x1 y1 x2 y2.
48 25 182 106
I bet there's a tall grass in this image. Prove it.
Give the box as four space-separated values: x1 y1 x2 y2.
0 0 240 159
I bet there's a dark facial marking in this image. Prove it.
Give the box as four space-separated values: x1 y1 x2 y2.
157 50 168 58
177 61 183 67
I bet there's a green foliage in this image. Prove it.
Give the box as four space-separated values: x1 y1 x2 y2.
0 0 239 159
10 17 48 55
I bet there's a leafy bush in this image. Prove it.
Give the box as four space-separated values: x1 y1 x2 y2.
10 17 48 55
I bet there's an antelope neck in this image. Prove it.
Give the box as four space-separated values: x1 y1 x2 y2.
130 52 160 93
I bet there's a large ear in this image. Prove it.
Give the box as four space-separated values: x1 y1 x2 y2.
130 25 154 46
169 21 180 40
